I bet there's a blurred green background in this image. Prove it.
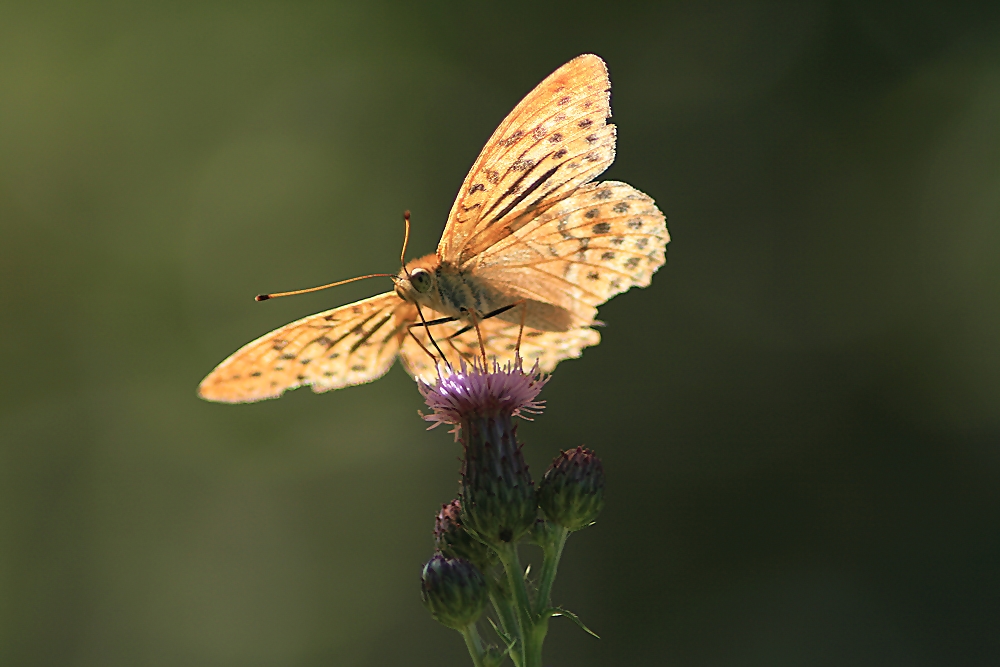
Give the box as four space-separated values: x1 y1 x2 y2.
2 1 999 665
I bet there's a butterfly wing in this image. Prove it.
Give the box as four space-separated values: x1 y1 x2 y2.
438 54 616 265
398 308 600 383
469 181 669 326
199 292 413 403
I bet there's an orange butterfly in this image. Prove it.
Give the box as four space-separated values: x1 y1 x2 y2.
198 54 669 403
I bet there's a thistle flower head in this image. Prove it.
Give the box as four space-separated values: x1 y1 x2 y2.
419 358 548 432
433 499 496 569
420 357 542 547
538 446 605 532
420 553 488 630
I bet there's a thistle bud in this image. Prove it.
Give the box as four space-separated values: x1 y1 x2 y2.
538 446 605 531
420 553 488 630
420 360 546 548
434 499 496 569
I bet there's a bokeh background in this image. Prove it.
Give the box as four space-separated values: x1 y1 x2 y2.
3 1 999 665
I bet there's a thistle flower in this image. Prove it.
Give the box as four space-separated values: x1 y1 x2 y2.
434 499 497 570
419 359 548 433
421 553 488 630
419 360 546 548
538 446 605 531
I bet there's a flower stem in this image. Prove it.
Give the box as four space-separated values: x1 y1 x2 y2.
496 543 539 667
460 623 487 667
488 586 522 666
534 525 569 616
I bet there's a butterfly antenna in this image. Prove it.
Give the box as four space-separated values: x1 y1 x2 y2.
400 210 411 271
255 273 395 301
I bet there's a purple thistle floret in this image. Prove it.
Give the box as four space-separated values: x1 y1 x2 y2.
418 359 549 433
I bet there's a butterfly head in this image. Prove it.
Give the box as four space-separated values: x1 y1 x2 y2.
394 254 440 305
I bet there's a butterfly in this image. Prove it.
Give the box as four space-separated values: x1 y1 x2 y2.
198 54 669 403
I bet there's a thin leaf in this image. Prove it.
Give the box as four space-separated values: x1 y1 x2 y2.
546 607 600 639
487 617 516 649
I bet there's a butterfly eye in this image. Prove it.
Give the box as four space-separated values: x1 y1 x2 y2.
410 268 433 293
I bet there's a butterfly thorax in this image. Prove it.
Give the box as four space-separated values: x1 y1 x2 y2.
395 253 503 322
396 253 586 332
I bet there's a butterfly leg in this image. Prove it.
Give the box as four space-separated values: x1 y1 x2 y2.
412 303 453 372
514 299 528 359
445 303 519 339
463 308 489 369
407 328 439 367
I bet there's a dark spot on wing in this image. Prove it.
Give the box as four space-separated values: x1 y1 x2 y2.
296 374 307 381
627 218 643 230
612 202 630 214
578 119 593 128
553 148 568 159
250 371 262 377
525 331 543 338
601 251 616 261
592 222 611 234
316 336 333 348
280 353 295 360
485 169 500 184
469 183 485 193
548 132 563 143
558 96 571 105
511 158 534 172
595 188 613 200
611 237 625 246
274 366 284 372
272 339 288 350
323 371 334 377
497 130 524 147
636 238 649 250
300 358 312 365
586 271 600 281
351 364 366 372
329 352 340 359
625 257 641 269
584 208 599 219
532 126 547 140
585 134 598 143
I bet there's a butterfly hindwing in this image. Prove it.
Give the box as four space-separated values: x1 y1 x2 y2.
470 181 668 325
199 293 411 403
438 54 616 265
398 308 600 383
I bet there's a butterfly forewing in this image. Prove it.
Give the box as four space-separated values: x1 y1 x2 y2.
438 54 616 265
199 293 410 403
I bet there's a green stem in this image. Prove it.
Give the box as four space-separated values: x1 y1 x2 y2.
497 543 538 667
460 623 487 667
489 584 522 667
534 525 569 616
